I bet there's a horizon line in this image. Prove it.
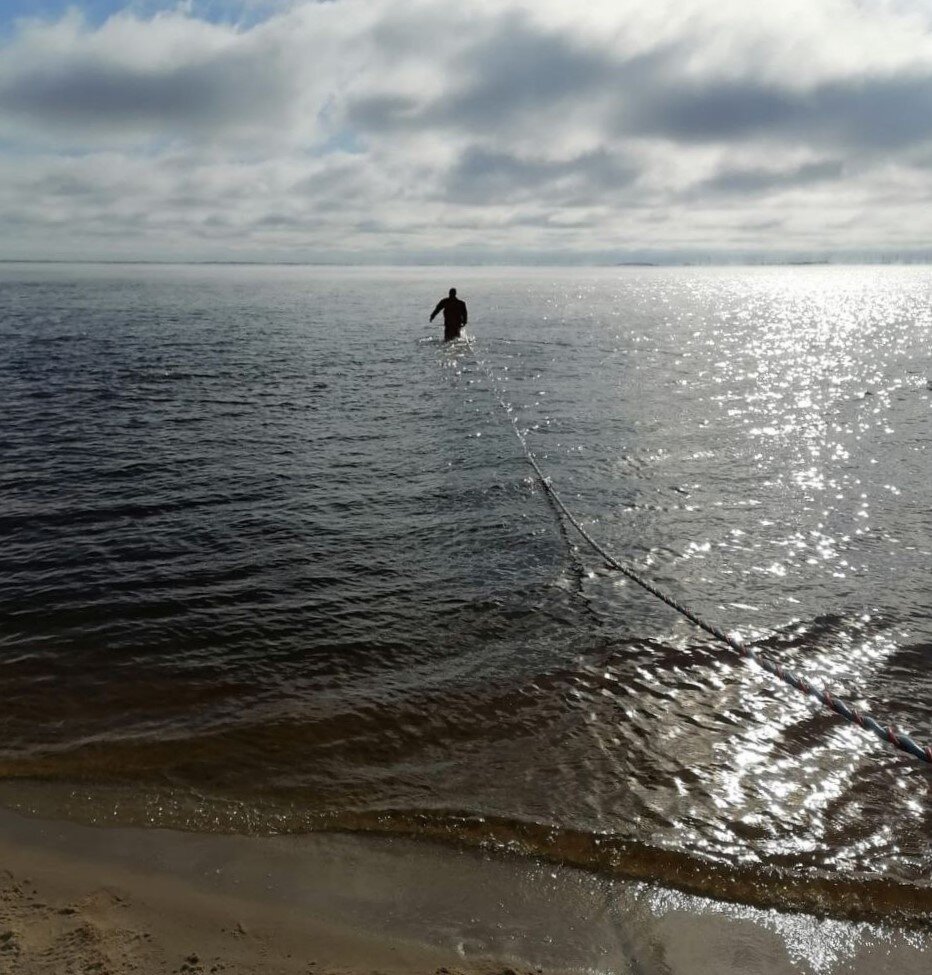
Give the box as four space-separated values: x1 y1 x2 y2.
2 258 932 268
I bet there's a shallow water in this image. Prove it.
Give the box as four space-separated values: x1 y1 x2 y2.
1 263 931 918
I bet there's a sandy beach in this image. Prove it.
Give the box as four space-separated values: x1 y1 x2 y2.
1 804 930 975
0 805 490 975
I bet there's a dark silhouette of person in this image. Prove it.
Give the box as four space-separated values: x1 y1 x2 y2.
430 288 468 342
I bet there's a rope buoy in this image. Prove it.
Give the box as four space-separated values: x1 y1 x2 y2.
464 335 932 767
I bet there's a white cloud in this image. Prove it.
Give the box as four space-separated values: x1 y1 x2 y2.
0 0 931 260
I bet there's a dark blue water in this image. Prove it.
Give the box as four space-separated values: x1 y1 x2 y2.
2 263 931 917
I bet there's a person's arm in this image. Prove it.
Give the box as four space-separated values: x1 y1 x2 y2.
429 300 444 322
462 302 468 326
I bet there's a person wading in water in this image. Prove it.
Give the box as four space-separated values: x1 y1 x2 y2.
430 288 468 342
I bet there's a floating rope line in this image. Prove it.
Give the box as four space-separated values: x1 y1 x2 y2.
463 335 932 767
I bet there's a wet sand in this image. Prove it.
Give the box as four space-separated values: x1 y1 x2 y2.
0 805 930 975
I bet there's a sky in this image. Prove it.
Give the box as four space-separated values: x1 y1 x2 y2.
1 0 932 263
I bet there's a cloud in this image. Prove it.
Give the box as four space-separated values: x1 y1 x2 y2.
695 160 845 196
421 11 615 132
627 74 932 151
0 0 931 260
0 7 341 145
444 147 637 205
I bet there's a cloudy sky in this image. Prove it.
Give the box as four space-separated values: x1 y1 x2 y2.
2 0 932 263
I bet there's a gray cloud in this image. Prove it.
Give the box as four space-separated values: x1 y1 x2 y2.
628 73 932 150
346 94 420 133
739 218 785 232
696 160 845 196
427 13 614 129
31 171 104 198
253 212 306 228
444 146 637 205
292 161 371 199
0 49 296 140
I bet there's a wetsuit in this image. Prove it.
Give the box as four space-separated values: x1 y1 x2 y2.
431 296 468 341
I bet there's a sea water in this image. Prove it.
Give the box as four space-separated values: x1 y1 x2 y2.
1 262 931 918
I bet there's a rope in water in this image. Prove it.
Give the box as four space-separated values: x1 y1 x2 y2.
463 334 932 766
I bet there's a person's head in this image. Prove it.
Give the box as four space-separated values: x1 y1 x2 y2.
449 288 457 297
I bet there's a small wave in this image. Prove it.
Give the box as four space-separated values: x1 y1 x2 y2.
1 779 929 925
316 808 932 925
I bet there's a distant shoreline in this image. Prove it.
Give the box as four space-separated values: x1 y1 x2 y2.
2 259 931 267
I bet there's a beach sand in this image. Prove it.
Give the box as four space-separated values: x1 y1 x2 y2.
0 804 929 975
1 805 472 975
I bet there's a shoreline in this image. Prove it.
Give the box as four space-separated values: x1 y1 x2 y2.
1 805 930 974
